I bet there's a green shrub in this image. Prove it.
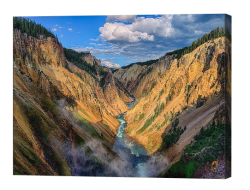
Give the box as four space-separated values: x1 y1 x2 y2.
74 133 85 146
166 159 199 178
72 111 100 140
157 114 169 131
100 76 106 88
166 89 175 104
162 118 185 149
136 102 165 134
139 113 145 120
185 122 226 165
159 89 164 97
143 81 156 96
13 169 22 175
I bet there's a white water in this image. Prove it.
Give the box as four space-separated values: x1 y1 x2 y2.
113 97 150 177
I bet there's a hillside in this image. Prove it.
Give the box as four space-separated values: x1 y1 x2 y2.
119 37 228 154
13 28 132 175
114 36 231 177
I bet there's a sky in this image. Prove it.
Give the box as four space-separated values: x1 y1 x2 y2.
26 15 226 67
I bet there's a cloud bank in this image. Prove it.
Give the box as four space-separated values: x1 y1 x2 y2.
102 61 120 68
77 14 225 65
100 22 154 43
106 15 136 23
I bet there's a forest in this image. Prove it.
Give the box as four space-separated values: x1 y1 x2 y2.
166 27 231 59
63 48 97 76
13 17 56 39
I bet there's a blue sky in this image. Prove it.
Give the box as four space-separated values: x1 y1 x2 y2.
26 15 226 67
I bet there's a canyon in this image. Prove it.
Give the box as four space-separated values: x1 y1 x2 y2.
13 22 231 178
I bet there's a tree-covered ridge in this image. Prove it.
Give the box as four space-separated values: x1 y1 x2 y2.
121 59 159 69
13 17 56 39
63 48 97 75
166 27 231 59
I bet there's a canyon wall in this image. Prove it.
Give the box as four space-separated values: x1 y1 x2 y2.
115 37 228 155
13 29 131 175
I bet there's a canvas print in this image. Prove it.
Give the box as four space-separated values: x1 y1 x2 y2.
13 14 231 178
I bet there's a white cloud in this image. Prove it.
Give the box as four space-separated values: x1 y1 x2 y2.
90 38 99 42
52 28 57 32
60 34 63 38
156 45 165 48
171 15 224 38
131 15 174 38
89 42 106 46
99 15 175 43
106 15 136 23
67 22 71 24
173 14 195 23
73 45 121 55
54 24 64 29
102 57 118 62
194 30 204 35
68 28 73 32
99 22 154 43
102 61 120 68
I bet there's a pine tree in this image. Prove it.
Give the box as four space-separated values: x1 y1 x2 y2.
13 17 56 39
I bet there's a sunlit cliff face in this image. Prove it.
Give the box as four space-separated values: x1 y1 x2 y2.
116 37 227 154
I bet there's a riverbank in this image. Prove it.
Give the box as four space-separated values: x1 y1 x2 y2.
113 98 150 177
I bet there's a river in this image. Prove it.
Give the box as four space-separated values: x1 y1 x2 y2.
113 97 150 177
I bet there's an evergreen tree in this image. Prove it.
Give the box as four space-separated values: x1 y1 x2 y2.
13 17 56 39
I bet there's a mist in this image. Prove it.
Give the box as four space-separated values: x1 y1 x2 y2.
54 98 169 177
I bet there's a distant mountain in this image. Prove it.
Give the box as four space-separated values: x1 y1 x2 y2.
121 59 159 69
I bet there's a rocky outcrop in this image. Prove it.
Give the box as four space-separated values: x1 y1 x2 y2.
82 52 101 66
193 155 230 178
114 64 148 97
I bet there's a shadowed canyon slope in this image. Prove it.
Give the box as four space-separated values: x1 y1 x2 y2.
13 29 133 175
